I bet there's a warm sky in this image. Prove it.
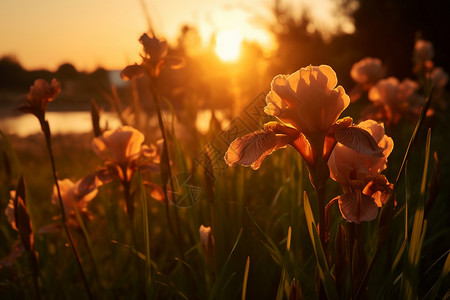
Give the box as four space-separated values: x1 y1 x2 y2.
0 0 355 72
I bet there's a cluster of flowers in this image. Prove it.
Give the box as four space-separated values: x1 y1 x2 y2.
3 80 165 264
350 39 448 125
225 64 393 224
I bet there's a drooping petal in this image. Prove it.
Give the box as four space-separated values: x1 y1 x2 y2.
357 120 394 176
334 126 383 157
323 117 353 162
338 192 379 224
224 130 291 170
121 64 145 81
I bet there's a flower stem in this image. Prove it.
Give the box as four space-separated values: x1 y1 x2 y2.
121 176 146 298
40 119 93 300
29 250 41 300
317 187 326 254
148 79 184 258
316 186 327 300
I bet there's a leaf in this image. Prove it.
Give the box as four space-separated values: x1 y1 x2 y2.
241 256 250 300
303 192 339 299
246 208 283 265
208 229 243 300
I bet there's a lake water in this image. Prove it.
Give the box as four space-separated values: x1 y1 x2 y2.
0 112 122 137
0 110 227 137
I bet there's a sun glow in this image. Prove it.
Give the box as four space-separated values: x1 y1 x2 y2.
215 30 243 62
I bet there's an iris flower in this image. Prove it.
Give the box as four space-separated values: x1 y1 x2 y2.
225 65 382 188
121 33 184 80
91 126 159 184
367 77 424 125
19 79 60 122
349 57 384 102
87 126 162 218
51 179 98 227
327 120 394 223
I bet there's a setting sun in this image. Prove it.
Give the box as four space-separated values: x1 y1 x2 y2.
215 30 243 62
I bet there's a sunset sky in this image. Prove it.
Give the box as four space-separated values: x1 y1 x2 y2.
0 0 355 72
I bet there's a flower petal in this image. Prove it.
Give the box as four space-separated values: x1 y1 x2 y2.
121 64 145 81
224 130 291 170
363 175 393 207
334 126 383 157
338 192 379 223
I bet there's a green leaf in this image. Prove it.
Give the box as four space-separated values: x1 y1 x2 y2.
208 228 243 300
303 192 339 299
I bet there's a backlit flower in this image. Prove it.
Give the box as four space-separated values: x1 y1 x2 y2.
93 126 145 166
52 179 98 226
429 67 448 89
90 126 161 218
413 39 435 75
414 39 434 63
351 57 384 86
19 78 60 121
328 120 394 223
265 65 349 133
140 33 168 64
121 32 184 80
225 65 382 188
367 77 423 124
349 57 385 102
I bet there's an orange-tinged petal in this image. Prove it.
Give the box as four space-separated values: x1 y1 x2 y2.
291 133 315 167
266 65 350 134
338 192 379 224
92 126 145 165
224 130 292 170
318 65 338 90
334 126 383 157
363 175 393 207
121 64 145 81
328 119 393 188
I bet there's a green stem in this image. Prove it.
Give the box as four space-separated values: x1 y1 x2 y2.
149 79 184 258
121 176 145 298
40 119 93 300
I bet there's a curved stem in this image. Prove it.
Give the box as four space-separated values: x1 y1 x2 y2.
148 79 184 258
40 119 93 300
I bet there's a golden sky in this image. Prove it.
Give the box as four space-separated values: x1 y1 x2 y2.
0 0 355 71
